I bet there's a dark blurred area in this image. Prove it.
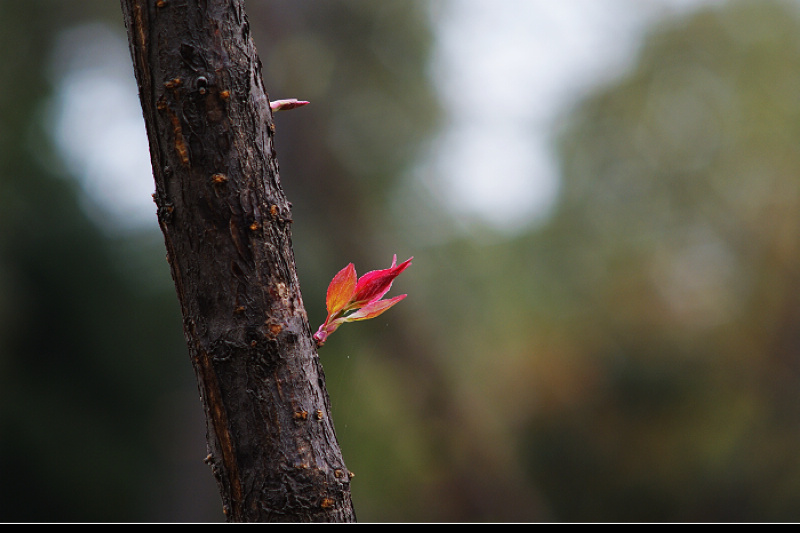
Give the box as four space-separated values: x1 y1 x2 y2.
3 0 800 522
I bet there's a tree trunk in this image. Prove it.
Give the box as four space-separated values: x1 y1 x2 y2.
120 0 355 522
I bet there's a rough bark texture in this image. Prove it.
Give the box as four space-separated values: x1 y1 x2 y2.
120 0 355 522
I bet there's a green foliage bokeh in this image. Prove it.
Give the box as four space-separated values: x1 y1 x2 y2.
3 0 800 522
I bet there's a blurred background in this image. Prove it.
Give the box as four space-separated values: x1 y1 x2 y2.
2 0 800 522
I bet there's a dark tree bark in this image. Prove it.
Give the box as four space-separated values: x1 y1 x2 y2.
120 0 355 522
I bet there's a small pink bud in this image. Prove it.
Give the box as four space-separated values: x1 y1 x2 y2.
269 98 310 112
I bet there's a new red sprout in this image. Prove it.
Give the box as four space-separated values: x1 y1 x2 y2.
313 255 412 346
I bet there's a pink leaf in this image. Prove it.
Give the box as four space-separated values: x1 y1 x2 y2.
344 294 407 322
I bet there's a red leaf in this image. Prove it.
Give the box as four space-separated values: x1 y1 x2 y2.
352 255 413 305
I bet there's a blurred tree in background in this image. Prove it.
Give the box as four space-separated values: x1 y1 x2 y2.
3 0 800 523
0 1 202 522
517 0 800 521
